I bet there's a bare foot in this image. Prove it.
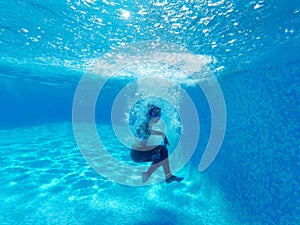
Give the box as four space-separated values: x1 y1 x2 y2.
166 175 184 184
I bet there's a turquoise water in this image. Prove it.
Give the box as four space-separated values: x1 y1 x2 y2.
1 0 300 224
0 123 238 224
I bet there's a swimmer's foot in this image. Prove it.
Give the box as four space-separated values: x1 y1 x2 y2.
166 175 184 184
142 172 150 183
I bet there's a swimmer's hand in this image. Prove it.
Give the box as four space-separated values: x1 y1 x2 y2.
163 135 169 146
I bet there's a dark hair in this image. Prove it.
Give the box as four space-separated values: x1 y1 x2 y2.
146 104 161 120
136 122 150 140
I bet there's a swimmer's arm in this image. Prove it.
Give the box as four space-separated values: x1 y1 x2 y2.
150 130 169 146
131 139 158 151
150 130 166 137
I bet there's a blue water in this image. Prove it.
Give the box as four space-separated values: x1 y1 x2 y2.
1 0 300 224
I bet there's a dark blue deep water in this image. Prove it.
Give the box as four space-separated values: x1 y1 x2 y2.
0 0 299 224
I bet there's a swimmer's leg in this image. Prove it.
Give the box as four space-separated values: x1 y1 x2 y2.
142 146 183 183
142 163 160 183
162 157 184 183
142 146 166 183
159 146 184 183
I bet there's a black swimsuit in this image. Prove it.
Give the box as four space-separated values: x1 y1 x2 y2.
130 145 168 164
